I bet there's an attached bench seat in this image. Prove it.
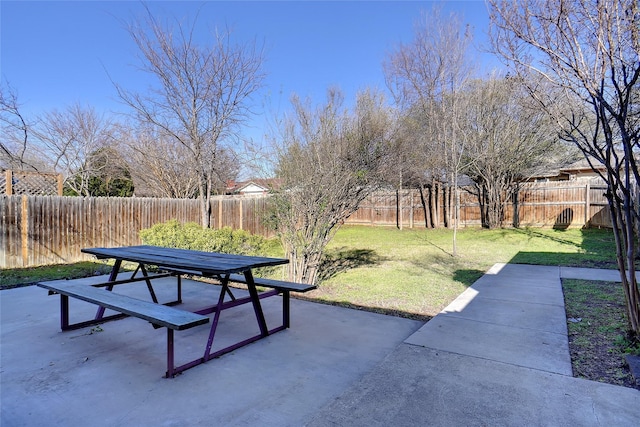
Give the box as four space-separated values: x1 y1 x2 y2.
38 281 208 330
157 268 316 293
226 274 317 293
37 280 209 377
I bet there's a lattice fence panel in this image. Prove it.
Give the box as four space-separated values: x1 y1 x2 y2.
2 170 61 195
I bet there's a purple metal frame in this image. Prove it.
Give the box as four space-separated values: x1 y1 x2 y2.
167 270 292 378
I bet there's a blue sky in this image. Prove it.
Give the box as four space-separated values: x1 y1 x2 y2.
1 1 499 144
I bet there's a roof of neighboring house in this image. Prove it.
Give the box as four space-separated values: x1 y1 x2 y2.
559 157 606 174
526 155 609 182
226 178 282 194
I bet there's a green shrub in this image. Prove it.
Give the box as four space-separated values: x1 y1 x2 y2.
139 220 268 256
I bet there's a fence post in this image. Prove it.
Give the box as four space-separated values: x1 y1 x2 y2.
410 189 414 229
21 195 28 266
5 170 12 195
585 182 591 227
57 174 63 196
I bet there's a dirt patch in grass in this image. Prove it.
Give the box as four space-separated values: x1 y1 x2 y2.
563 279 640 389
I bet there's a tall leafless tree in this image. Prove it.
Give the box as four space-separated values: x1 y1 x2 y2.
116 7 265 227
383 6 475 254
268 88 396 285
489 0 640 335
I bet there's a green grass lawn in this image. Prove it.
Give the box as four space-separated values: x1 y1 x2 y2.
307 226 617 319
1 225 617 320
0 261 113 289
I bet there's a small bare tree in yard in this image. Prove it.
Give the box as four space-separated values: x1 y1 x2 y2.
124 127 200 198
116 8 264 227
489 0 640 335
122 126 239 198
268 89 395 285
383 7 474 255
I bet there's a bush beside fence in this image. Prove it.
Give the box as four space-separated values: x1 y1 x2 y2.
0 182 611 269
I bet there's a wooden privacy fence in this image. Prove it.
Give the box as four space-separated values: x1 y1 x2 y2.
0 195 272 268
352 182 611 229
0 182 612 269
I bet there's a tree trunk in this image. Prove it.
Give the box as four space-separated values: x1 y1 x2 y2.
442 186 450 228
396 188 402 230
287 246 322 285
431 179 439 228
419 186 431 228
512 186 520 228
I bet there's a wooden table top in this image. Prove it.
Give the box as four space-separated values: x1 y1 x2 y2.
82 245 288 276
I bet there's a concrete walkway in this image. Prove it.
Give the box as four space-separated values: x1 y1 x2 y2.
307 264 640 426
2 264 639 426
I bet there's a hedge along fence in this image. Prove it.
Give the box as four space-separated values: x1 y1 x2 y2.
0 182 611 269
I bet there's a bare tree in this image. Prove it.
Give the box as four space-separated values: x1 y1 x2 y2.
123 125 240 198
123 126 201 198
34 103 117 196
489 0 640 335
268 88 395 285
383 6 474 254
116 7 264 226
376 114 426 229
0 81 37 170
460 75 567 228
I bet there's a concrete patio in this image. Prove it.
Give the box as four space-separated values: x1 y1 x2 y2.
1 264 639 426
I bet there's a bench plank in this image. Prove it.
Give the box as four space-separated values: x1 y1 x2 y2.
38 281 208 330
226 274 316 293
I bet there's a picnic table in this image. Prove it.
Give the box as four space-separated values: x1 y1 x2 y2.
38 245 315 377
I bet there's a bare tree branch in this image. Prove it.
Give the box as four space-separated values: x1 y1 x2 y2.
0 80 38 170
